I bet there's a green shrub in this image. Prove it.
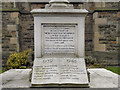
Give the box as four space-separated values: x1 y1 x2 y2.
93 63 100 66
7 50 30 69
85 56 96 65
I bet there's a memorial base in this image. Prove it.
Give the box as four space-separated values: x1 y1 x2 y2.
31 84 89 88
31 58 89 87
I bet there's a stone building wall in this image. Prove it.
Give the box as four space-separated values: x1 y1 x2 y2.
93 11 119 65
85 13 94 56
1 2 120 66
92 2 120 65
19 14 34 51
2 2 20 66
2 11 20 66
0 3 2 64
19 2 45 52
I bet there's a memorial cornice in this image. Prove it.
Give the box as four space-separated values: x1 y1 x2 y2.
31 9 88 14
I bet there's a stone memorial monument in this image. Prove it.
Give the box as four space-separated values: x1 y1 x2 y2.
31 0 89 87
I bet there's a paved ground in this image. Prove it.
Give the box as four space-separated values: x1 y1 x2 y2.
0 68 119 89
88 68 119 88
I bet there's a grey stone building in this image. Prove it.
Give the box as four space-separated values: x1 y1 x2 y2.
1 1 120 66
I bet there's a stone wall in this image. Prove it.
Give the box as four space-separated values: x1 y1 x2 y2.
2 11 20 66
93 11 119 52
92 2 120 65
1 2 120 66
19 14 34 51
85 13 94 56
0 3 2 65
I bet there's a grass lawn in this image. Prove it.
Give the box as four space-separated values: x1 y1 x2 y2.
105 67 120 75
88 65 120 75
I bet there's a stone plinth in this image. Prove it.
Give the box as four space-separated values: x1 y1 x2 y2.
31 0 88 87
1 69 119 88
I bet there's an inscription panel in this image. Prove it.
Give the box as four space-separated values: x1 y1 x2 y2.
32 58 88 84
60 58 87 83
32 58 59 84
43 24 76 54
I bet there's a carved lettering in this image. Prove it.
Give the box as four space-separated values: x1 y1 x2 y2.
43 24 76 53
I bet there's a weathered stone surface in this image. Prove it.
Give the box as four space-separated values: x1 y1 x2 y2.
93 12 98 19
2 12 20 66
1 69 119 88
11 12 18 18
2 2 15 9
43 24 76 54
116 37 120 44
95 2 102 8
93 11 119 64
18 2 30 13
1 69 31 88
31 58 89 87
105 2 119 9
88 68 119 88
11 12 19 24
31 4 45 10
19 14 34 51
95 18 107 25
85 14 93 54
7 25 17 31
117 12 120 18
0 32 2 37
93 51 118 65
10 38 17 44
94 31 106 51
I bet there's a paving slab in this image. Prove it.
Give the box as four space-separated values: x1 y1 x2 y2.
0 68 119 89
87 68 119 88
0 69 31 88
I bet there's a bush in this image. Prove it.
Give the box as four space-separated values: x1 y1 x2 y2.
7 50 30 69
93 63 100 67
85 56 97 66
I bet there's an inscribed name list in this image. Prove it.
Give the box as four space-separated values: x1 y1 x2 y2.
32 58 59 84
32 58 88 84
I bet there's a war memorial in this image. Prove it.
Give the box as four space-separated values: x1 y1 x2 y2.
0 0 120 89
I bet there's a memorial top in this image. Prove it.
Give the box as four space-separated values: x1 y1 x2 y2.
31 9 88 14
45 0 72 9
49 0 69 3
31 0 88 15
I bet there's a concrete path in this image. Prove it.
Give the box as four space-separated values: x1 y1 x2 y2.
0 68 119 89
